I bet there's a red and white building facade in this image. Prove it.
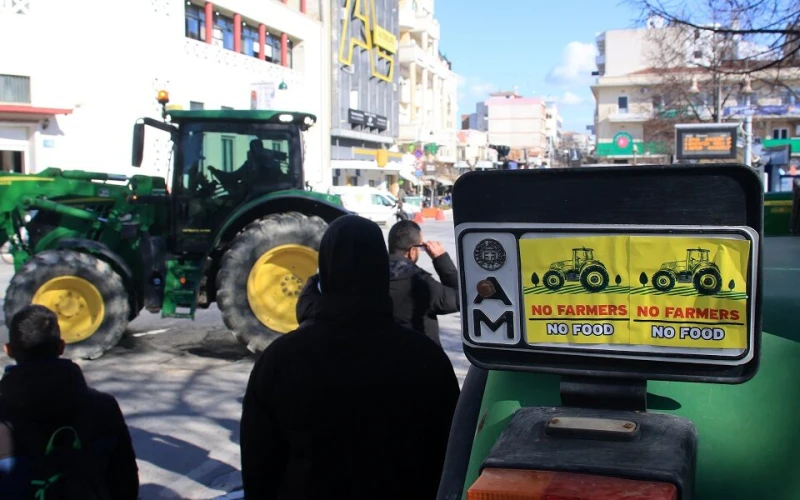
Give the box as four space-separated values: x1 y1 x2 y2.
0 0 331 189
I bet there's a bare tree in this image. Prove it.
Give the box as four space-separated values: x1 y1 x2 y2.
628 0 800 74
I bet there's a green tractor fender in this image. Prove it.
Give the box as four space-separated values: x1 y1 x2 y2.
211 190 351 251
52 238 141 319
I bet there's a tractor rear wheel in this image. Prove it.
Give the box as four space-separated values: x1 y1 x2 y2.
4 250 130 360
580 265 609 293
651 270 676 292
216 212 327 353
693 267 722 295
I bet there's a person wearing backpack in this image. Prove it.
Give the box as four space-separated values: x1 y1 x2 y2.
0 305 139 499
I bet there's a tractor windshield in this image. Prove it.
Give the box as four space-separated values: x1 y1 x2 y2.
178 120 303 201
687 249 709 266
575 249 593 261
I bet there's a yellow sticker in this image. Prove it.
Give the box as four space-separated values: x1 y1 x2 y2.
520 235 751 351
629 236 750 349
520 236 631 345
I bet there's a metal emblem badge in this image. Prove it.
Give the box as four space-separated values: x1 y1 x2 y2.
474 238 507 271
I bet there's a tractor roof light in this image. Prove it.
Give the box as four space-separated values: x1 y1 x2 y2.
278 114 293 123
303 116 315 127
157 90 170 105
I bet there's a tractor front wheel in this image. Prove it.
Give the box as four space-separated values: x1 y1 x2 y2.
580 265 609 293
216 212 327 353
4 250 130 360
543 271 565 291
651 270 676 292
693 267 722 295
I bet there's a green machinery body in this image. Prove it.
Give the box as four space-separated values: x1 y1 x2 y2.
0 107 349 358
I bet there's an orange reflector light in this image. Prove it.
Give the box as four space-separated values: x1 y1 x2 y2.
467 469 677 500
157 90 170 104
179 277 187 285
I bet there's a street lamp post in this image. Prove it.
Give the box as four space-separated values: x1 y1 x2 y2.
741 76 754 169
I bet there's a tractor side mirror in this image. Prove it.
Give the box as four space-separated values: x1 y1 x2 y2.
132 122 145 168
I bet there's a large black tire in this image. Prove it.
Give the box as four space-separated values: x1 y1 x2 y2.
4 250 130 360
543 270 565 291
693 267 722 295
651 270 676 292
580 264 609 293
216 212 327 353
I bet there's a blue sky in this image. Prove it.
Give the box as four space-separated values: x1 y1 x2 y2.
435 0 643 133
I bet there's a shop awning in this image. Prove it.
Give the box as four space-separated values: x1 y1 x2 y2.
0 104 73 118
398 169 421 186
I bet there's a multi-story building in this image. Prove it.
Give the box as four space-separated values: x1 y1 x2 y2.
0 0 330 188
481 91 548 164
454 129 495 171
545 102 563 164
329 0 415 192
397 0 459 167
592 23 800 165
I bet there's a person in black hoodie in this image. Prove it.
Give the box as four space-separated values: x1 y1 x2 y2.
240 215 460 500
0 305 139 499
388 220 460 346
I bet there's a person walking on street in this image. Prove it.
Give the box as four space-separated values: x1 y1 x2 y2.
240 215 460 500
0 305 139 499
388 220 460 347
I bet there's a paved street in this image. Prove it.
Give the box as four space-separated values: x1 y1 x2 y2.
0 220 796 500
0 217 465 500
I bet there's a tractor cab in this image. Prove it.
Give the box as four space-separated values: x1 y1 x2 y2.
573 247 593 267
439 164 770 500
131 91 339 254
686 248 709 268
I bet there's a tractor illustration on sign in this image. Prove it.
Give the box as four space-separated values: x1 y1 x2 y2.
542 247 610 293
651 248 722 295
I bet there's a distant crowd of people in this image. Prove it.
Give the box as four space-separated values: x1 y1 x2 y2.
0 216 462 499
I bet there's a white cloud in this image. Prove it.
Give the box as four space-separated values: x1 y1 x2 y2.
560 91 584 105
457 75 497 105
546 41 597 87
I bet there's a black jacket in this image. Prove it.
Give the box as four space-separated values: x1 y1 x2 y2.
0 359 139 500
240 215 460 500
389 253 460 346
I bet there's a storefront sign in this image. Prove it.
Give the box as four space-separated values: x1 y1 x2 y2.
347 109 388 131
372 26 397 54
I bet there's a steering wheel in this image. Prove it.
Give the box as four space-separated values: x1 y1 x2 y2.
208 166 242 194
196 170 219 196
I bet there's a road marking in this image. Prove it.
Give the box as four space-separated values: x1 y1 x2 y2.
765 267 800 272
132 328 170 337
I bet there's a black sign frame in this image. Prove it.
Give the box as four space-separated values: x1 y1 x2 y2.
452 164 763 384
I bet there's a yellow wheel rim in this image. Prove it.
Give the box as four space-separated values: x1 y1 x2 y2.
31 276 105 344
247 244 318 333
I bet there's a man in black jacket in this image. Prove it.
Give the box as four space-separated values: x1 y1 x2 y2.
388 220 460 346
0 305 139 499
240 215 460 500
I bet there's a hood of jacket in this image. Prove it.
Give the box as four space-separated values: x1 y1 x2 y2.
297 215 393 327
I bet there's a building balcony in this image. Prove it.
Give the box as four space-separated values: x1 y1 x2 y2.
603 104 654 123
399 122 423 143
595 54 605 67
399 7 416 30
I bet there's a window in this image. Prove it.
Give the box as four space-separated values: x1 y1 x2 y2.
185 3 205 41
617 96 628 113
190 101 204 110
242 25 260 57
773 128 789 139
0 74 31 103
214 14 234 50
332 175 340 186
693 50 703 59
368 180 376 188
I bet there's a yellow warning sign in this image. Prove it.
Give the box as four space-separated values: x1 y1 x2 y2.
520 235 751 350
520 236 631 345
629 236 750 349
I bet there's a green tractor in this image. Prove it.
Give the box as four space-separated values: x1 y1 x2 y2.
0 92 349 360
651 248 722 295
541 247 609 292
